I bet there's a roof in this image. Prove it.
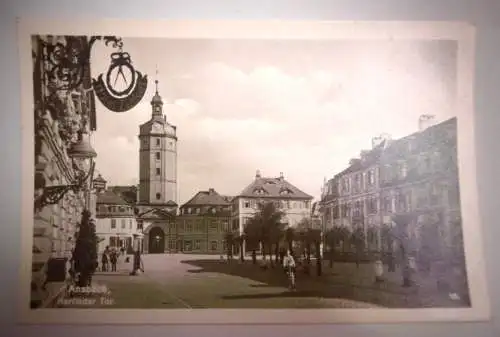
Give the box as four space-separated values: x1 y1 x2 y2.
332 117 457 178
237 176 313 200
334 140 386 178
181 188 231 208
96 190 129 205
108 185 137 204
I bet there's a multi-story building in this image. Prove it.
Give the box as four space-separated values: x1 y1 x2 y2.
32 35 98 307
319 116 463 263
170 188 233 254
93 175 142 254
232 171 314 254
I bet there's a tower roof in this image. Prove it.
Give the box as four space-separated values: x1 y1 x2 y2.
151 79 163 105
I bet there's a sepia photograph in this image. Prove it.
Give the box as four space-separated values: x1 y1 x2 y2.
18 20 489 324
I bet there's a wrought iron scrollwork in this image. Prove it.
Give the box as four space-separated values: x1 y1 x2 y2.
41 35 123 92
34 161 95 212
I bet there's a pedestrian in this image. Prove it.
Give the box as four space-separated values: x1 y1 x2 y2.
283 249 296 291
110 249 118 272
101 246 109 272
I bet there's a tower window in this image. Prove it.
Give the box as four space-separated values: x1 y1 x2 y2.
156 168 161 175
156 193 161 200
155 152 160 160
156 138 160 146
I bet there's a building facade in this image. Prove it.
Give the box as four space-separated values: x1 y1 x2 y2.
94 175 141 254
319 116 463 264
172 188 233 254
232 171 314 253
32 35 98 307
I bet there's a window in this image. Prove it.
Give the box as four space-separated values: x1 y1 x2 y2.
184 241 192 251
129 219 132 229
367 197 378 214
194 240 201 250
209 220 218 231
383 196 393 213
210 241 218 251
121 219 126 229
156 168 161 175
169 239 176 250
186 221 193 232
156 138 160 146
155 152 160 160
244 201 250 208
111 219 116 229
156 193 161 200
109 237 117 247
367 170 375 186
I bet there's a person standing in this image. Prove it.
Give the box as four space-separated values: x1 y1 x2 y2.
110 249 118 272
101 246 109 272
283 250 297 291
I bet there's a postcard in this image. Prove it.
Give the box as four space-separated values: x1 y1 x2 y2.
17 19 490 324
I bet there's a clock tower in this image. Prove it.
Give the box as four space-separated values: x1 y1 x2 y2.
137 79 178 211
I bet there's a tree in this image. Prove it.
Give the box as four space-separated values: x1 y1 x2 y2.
223 231 235 261
380 224 396 272
324 226 349 268
284 227 295 253
250 202 285 264
244 219 260 264
296 218 322 275
73 209 98 287
350 227 366 269
235 234 245 262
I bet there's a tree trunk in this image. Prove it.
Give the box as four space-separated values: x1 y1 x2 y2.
306 243 311 265
288 240 293 253
315 242 322 276
329 247 334 268
252 250 257 264
239 242 244 262
274 243 279 263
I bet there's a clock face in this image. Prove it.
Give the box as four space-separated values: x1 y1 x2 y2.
152 123 163 133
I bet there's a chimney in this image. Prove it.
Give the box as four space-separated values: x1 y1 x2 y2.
255 170 261 179
418 114 436 131
279 172 284 180
208 188 215 194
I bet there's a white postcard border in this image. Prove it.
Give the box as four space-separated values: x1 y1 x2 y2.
17 19 490 324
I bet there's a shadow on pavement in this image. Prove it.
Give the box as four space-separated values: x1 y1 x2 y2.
181 259 467 309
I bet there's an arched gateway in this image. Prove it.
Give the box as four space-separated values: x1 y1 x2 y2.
148 226 165 254
138 207 176 254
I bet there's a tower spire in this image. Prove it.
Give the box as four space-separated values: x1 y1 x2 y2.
155 65 159 95
151 64 163 117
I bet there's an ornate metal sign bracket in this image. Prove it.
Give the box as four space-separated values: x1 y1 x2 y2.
92 43 148 112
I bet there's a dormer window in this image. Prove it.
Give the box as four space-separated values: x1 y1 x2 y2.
279 188 294 196
253 187 267 195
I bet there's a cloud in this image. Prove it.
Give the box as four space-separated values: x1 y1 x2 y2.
90 39 456 204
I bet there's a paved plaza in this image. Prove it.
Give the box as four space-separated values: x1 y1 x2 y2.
55 254 467 309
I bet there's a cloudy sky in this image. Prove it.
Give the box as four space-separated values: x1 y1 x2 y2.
88 38 457 205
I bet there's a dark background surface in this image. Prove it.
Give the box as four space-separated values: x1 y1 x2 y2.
1 0 499 336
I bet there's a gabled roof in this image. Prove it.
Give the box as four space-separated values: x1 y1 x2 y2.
137 207 175 220
237 176 313 200
181 188 231 208
96 190 129 205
